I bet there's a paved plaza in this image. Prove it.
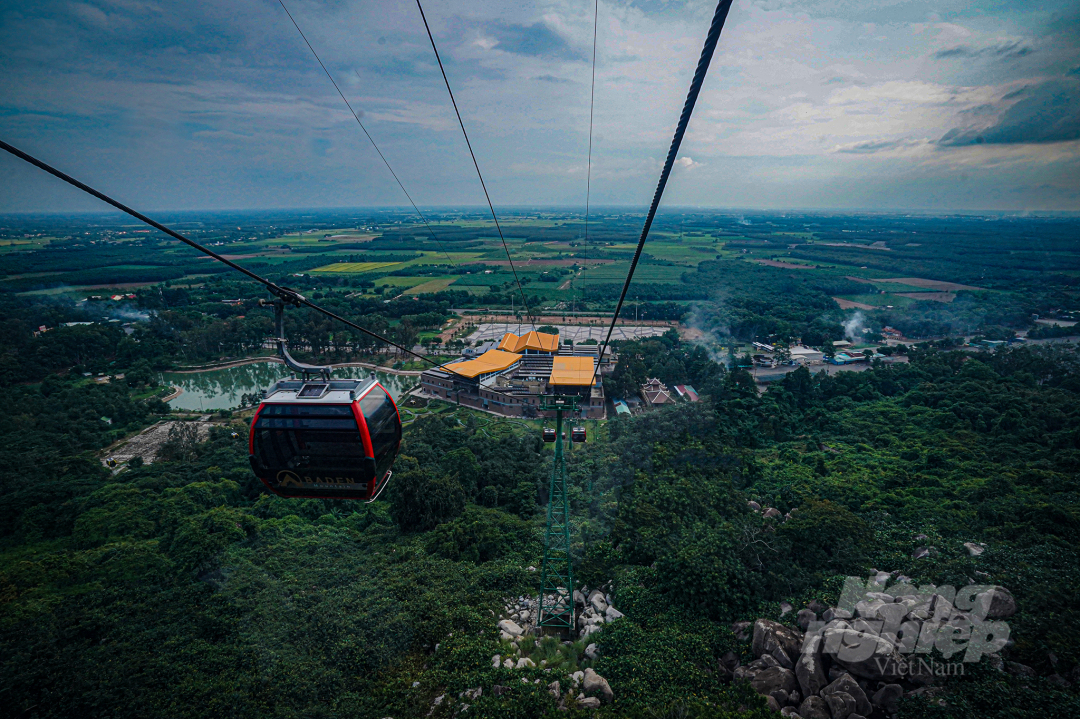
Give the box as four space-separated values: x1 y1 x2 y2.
466 323 671 344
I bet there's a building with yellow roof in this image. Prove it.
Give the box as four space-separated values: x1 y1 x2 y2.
550 356 595 386
420 333 606 419
496 330 561 354
441 349 521 379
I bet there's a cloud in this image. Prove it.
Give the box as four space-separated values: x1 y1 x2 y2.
534 75 574 84
832 138 923 154
675 156 700 169
934 40 1034 60
480 22 583 60
938 80 1080 147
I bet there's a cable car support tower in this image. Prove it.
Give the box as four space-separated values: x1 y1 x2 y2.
537 395 578 634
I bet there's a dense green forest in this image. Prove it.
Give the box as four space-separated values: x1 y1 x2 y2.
2 326 1079 717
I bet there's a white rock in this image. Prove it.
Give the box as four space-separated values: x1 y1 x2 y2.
527 566 537 572
516 657 536 669
578 696 601 709
492 655 501 668
605 606 625 621
582 668 614 703
497 619 523 637
500 631 514 642
964 542 985 556
585 643 598 659
503 658 514 669
571 670 585 685
589 594 608 613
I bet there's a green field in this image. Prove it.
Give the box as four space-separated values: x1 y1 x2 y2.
311 261 401 273
404 278 458 294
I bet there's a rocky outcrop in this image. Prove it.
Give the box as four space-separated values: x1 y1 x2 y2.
734 578 1022 715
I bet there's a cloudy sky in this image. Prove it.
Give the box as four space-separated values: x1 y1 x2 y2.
1 0 1078 213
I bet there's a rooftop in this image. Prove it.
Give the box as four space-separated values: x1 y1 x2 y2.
443 349 521 379
497 330 561 354
550 356 596 386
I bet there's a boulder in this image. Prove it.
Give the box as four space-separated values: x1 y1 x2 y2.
808 600 828 615
503 658 514 669
766 696 782 712
516 657 536 669
573 589 586 606
578 696 601 709
978 586 1017 619
585 643 598 659
491 654 501 668
822 608 852 623
825 691 856 719
795 639 828 699
582 668 614 703
798 695 830 719
764 507 782 519
748 500 762 511
1006 662 1036 678
720 651 740 671
548 680 561 701
769 689 789 706
606 606 625 621
823 626 908 681
732 621 753 641
780 601 794 616
797 608 817 631
963 542 985 557
821 674 871 717
753 619 804 665
751 667 798 698
872 684 903 714
781 708 801 718
589 593 608 614
498 619 523 637
911 546 931 560
571 670 585 685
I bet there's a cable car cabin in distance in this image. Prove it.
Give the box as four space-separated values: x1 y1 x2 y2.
571 426 587 443
543 427 557 443
249 377 402 501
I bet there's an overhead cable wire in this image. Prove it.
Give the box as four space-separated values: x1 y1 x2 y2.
0 140 556 407
277 0 455 267
0 138 442 367
582 0 598 315
414 0 536 332
592 0 735 385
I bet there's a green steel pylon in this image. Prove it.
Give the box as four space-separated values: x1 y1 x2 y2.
538 396 577 633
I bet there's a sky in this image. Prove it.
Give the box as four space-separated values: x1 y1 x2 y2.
1 0 1078 213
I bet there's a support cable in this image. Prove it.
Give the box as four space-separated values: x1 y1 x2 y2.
0 139 555 408
582 0 598 315
414 0 536 331
0 138 439 365
592 0 734 384
277 0 455 267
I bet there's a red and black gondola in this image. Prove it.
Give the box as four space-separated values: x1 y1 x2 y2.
249 376 401 501
571 426 587 443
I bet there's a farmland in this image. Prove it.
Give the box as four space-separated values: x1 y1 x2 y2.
0 208 1077 345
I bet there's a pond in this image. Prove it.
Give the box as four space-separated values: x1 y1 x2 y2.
159 362 418 412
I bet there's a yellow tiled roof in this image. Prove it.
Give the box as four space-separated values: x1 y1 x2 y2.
443 349 521 379
497 331 560 353
550 356 595 386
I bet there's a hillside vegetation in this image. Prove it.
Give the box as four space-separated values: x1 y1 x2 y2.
2 331 1079 718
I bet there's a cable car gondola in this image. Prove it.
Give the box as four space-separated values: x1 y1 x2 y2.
571 426 587 443
248 299 402 501
542 427 556 443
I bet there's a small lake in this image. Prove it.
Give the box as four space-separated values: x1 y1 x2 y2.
159 362 417 412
